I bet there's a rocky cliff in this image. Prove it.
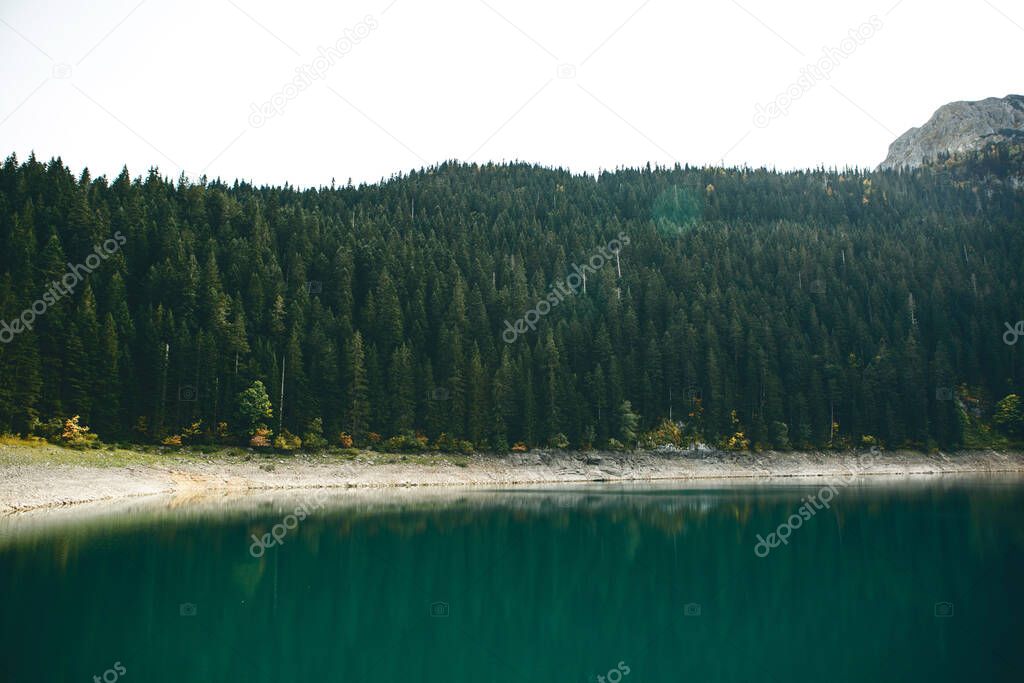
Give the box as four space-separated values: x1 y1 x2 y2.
880 95 1024 170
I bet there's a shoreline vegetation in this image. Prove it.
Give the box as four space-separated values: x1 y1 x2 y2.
2 440 1022 514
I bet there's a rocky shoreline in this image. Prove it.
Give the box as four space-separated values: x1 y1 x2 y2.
2 445 1023 514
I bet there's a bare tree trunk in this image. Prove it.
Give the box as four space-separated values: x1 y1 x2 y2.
279 355 286 434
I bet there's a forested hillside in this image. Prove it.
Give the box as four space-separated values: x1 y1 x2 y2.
1 145 1022 451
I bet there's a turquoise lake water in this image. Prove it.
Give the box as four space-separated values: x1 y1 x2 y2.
1 478 1022 682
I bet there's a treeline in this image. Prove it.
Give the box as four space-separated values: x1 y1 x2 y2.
0 144 1022 450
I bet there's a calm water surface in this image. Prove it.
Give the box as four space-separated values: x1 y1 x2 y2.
1 477 1022 682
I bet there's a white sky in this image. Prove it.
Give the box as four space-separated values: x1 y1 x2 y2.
1 0 1021 187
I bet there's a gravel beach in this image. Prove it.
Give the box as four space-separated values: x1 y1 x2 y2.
2 445 1023 514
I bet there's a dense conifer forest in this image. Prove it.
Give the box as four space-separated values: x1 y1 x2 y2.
1 145 1022 451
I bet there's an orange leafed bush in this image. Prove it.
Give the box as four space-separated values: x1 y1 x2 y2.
250 426 272 448
61 415 97 445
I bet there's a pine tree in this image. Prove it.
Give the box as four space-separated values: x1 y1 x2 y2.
389 343 415 434
467 344 488 445
617 400 640 446
93 313 121 435
345 331 370 441
491 348 515 449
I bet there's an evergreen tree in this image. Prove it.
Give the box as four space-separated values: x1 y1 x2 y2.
389 343 415 434
345 331 370 441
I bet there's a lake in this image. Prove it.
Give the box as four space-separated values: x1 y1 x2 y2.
1 477 1022 682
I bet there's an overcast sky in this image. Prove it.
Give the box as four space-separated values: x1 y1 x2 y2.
1 0 1021 187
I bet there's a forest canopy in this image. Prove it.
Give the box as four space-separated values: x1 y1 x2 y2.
1 144 1022 451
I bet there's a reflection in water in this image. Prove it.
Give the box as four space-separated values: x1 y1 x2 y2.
1 477 1022 682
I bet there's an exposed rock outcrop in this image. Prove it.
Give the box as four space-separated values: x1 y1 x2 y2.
880 94 1024 170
